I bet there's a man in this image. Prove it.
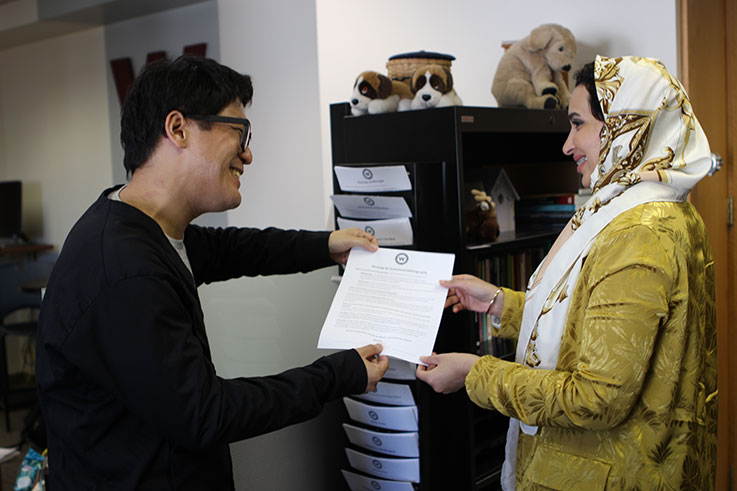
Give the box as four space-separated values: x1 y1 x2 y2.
36 55 388 490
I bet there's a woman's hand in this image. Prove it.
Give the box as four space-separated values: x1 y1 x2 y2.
415 352 480 394
440 274 503 316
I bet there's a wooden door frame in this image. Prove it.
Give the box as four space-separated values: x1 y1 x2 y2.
680 0 736 489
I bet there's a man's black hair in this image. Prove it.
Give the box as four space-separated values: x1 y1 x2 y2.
573 62 605 122
120 55 253 175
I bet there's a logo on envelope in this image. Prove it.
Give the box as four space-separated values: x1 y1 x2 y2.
372 459 383 469
372 436 383 446
365 226 375 236
395 253 409 265
362 169 373 180
368 410 379 421
370 481 381 490
363 197 375 206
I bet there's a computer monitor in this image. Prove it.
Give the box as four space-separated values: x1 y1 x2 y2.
0 180 22 240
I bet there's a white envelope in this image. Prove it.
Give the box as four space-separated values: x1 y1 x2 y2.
343 423 419 457
331 194 412 219
335 165 412 193
343 397 418 431
354 381 415 406
337 217 413 247
345 448 420 483
384 357 417 381
342 469 415 491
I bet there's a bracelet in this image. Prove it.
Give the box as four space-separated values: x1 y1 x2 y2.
486 287 503 315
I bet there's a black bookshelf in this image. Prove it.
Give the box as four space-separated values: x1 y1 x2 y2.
330 102 577 490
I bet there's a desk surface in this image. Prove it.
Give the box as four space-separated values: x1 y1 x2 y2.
0 244 53 256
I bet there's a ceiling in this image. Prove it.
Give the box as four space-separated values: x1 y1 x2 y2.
0 0 209 50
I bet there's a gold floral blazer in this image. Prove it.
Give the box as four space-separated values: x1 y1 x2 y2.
465 201 717 490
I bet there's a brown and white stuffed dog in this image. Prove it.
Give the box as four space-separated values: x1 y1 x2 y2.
410 65 463 110
492 24 576 109
350 71 413 116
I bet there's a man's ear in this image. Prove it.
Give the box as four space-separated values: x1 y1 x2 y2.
164 110 188 149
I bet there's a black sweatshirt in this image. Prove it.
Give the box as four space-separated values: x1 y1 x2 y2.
36 187 366 490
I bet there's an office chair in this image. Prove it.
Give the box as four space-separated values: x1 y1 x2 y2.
0 261 50 432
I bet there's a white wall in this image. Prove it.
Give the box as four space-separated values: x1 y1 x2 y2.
315 0 679 208
103 1 221 224
213 1 347 489
0 27 112 246
218 1 328 231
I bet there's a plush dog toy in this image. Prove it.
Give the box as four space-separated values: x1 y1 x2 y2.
492 24 576 109
465 189 500 243
410 65 463 110
350 71 413 116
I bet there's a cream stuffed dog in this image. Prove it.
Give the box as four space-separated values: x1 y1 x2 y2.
492 24 576 109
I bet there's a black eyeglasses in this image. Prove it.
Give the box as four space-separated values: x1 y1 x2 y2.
186 114 252 152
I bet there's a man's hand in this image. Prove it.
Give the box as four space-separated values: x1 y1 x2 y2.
415 352 479 394
355 344 389 393
328 228 379 265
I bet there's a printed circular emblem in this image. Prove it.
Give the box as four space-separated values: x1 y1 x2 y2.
368 410 379 420
365 226 375 236
372 459 383 469
362 168 373 180
363 197 375 206
371 481 381 490
395 253 409 265
372 436 383 446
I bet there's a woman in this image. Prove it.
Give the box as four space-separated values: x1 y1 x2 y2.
416 56 717 490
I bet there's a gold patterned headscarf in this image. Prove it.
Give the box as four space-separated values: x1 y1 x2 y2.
500 56 712 491
571 55 712 230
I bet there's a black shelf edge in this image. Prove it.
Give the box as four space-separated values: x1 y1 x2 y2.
466 229 559 252
331 102 570 134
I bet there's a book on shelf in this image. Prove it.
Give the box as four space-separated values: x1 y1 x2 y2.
516 203 576 213
473 246 547 357
515 220 569 234
516 192 575 205
515 193 578 233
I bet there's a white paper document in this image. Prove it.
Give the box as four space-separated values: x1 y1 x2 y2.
342 469 415 491
331 194 412 219
318 247 454 364
345 448 420 482
353 381 415 406
384 357 417 380
343 397 418 431
337 217 413 247
343 423 419 457
334 165 412 192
